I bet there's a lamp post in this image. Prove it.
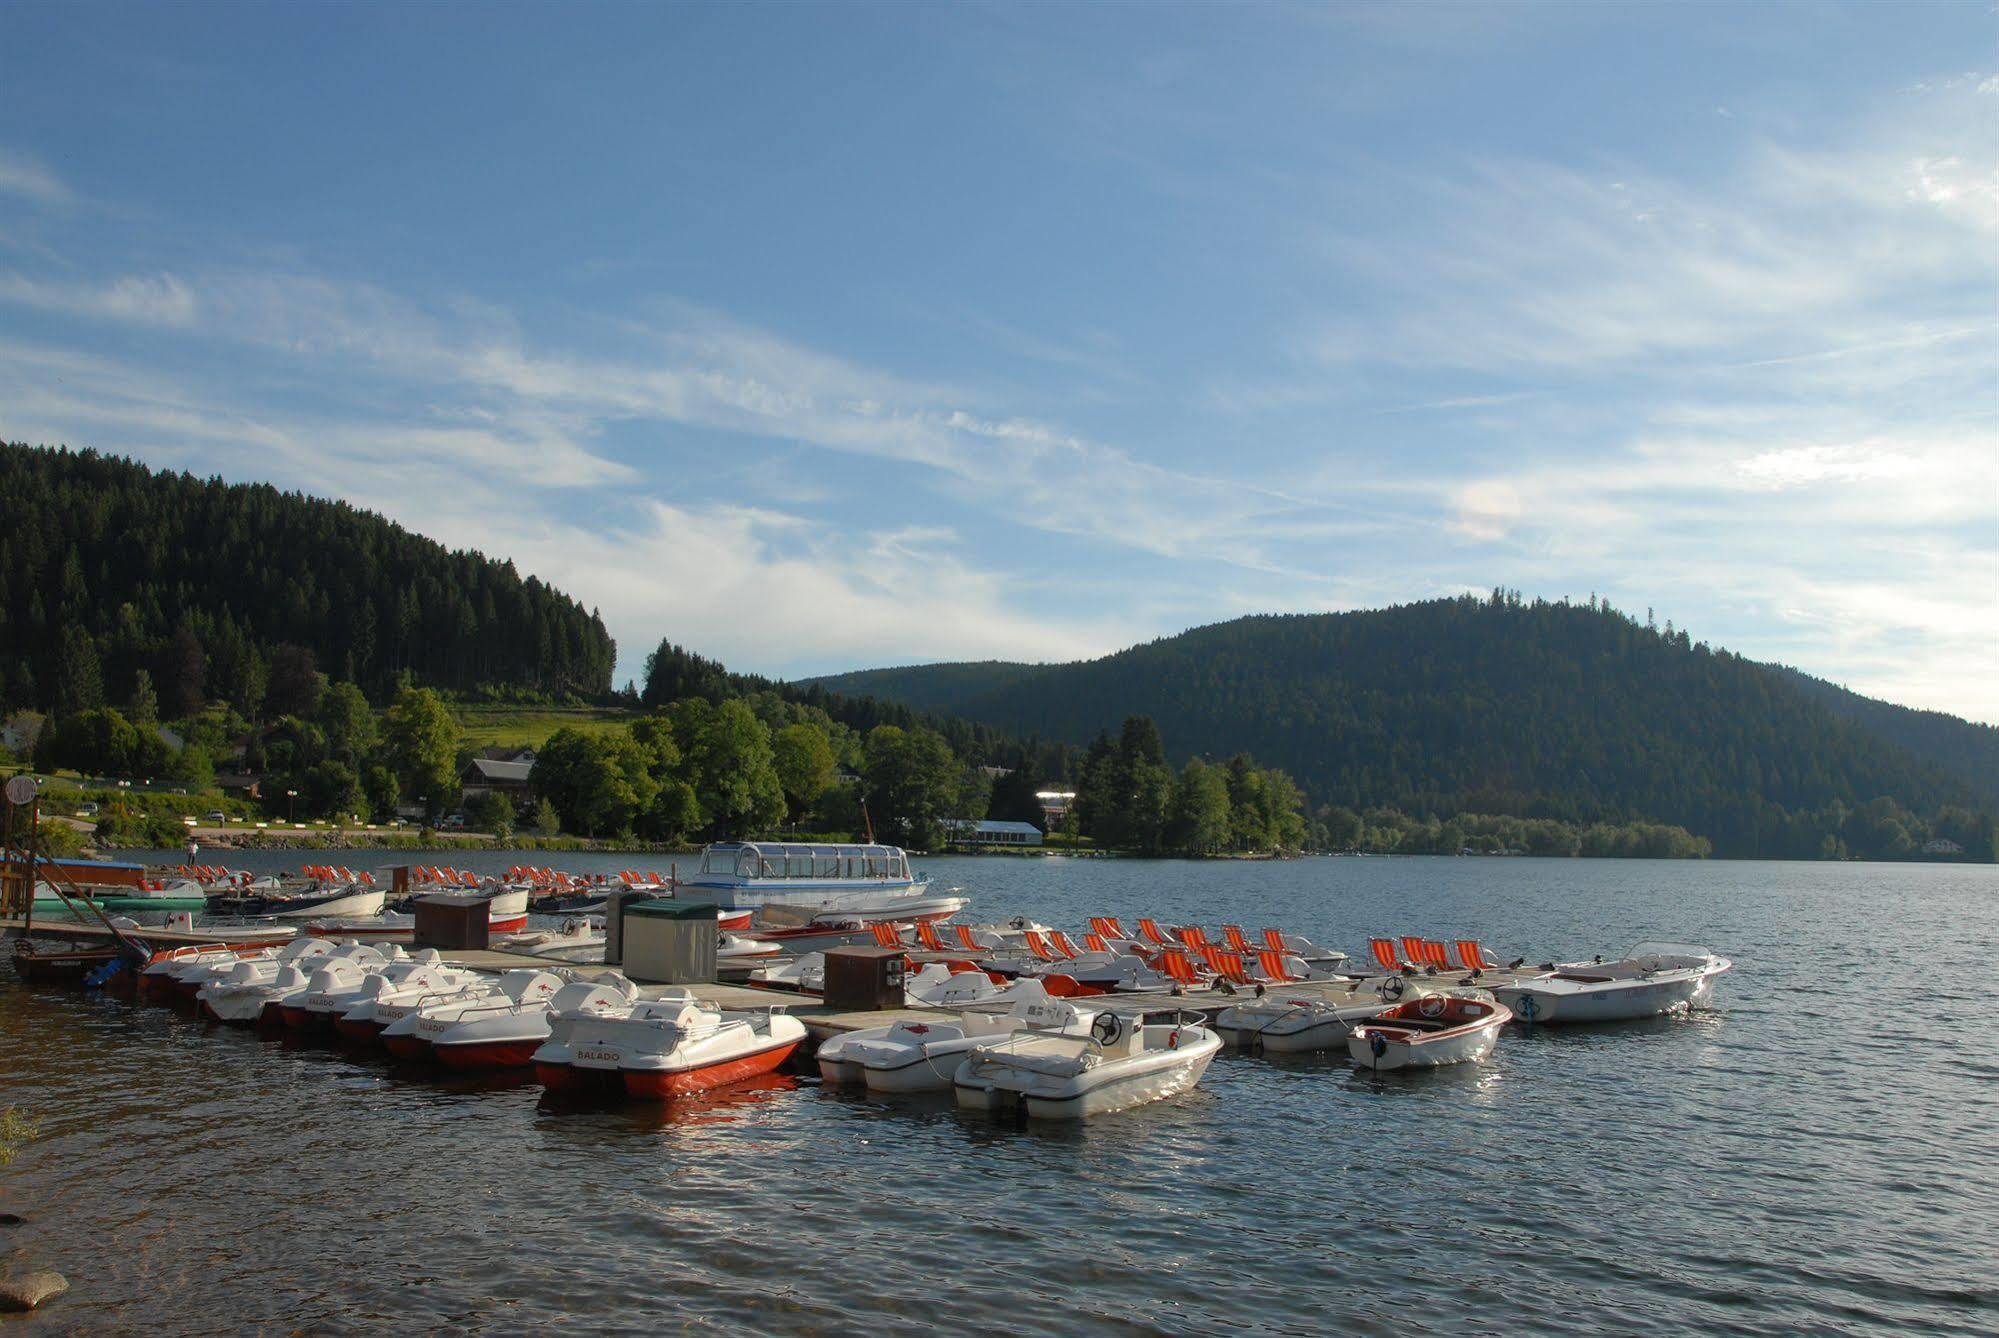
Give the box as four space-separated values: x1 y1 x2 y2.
287 788 298 823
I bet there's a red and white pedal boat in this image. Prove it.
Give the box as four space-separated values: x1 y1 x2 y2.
533 988 805 1100
392 972 634 1069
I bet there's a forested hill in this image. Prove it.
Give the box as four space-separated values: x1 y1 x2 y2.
1 443 615 712
806 595 1999 859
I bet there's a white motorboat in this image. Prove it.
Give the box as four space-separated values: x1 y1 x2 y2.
818 987 1088 1093
380 969 603 1067
249 886 389 921
1215 977 1443 1052
532 987 806 1100
954 1008 1222 1120
1492 943 1732 1024
749 951 826 994
334 958 487 1041
1349 993 1512 1070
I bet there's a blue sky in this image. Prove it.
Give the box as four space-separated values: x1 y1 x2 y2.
2 3 1994 720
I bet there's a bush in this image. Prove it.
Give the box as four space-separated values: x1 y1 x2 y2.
464 790 516 837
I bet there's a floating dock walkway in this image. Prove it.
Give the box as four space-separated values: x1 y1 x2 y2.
4 917 1387 1043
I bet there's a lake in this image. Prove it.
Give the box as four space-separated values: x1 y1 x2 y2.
4 852 1996 1334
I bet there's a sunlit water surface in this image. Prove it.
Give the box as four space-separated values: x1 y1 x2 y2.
5 853 1997 1334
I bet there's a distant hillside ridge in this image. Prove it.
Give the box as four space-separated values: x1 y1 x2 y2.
806 659 1054 715
802 594 1998 857
1 443 616 713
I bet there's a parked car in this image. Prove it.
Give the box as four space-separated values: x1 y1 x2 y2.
205 810 226 822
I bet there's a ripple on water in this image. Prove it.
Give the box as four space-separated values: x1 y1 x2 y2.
7 855 1999 1333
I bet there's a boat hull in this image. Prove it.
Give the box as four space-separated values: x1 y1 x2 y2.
1349 1015 1506 1070
434 1037 542 1071
954 1029 1221 1121
619 1036 801 1101
1494 957 1729 1024
12 942 119 985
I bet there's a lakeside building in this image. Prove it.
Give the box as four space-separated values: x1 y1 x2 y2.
940 819 1044 848
461 748 536 806
1035 789 1076 829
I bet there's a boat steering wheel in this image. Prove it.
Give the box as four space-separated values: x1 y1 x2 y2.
1090 1011 1124 1047
1419 995 1447 1019
1379 976 1406 1001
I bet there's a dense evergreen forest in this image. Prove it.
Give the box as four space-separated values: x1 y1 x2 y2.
8 442 1989 860
0 443 615 712
809 594 1999 860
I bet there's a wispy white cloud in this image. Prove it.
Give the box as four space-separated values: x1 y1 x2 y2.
0 147 71 206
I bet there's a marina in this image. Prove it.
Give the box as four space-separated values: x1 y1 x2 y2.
4 851 1996 1331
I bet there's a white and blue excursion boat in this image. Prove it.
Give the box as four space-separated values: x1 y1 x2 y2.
670 842 967 926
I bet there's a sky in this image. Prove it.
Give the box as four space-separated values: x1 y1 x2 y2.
1 3 1994 721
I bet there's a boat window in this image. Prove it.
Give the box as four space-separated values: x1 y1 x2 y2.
786 855 811 877
816 855 839 877
734 852 757 878
889 854 905 878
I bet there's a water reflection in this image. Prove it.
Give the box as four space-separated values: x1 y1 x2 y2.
8 857 1999 1334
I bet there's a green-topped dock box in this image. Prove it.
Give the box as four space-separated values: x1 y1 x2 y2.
619 898 717 984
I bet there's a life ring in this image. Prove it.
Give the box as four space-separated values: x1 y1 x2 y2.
1419 995 1447 1019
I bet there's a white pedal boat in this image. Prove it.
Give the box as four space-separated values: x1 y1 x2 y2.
1041 951 1174 993
201 943 387 1026
334 958 487 1041
816 982 1067 1091
275 947 412 1031
495 917 606 964
954 1008 1221 1121
1492 943 1731 1023
386 970 615 1069
1215 977 1441 1052
533 988 806 1100
1349 993 1512 1070
717 932 784 962
902 963 1065 1008
143 935 324 1003
375 971 537 1058
749 951 826 994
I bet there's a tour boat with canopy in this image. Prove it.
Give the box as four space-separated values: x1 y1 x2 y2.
670 842 968 924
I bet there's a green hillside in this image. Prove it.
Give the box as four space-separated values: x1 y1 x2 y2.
803 594 1998 859
0 443 615 715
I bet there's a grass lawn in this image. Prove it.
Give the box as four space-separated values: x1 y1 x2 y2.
450 704 640 750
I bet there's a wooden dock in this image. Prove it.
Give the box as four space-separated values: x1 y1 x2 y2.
5 917 1415 1043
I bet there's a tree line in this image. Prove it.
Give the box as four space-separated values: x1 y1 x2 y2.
0 443 615 721
802 593 1999 861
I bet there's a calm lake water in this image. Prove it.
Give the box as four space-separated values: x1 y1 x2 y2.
5 852 1997 1334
